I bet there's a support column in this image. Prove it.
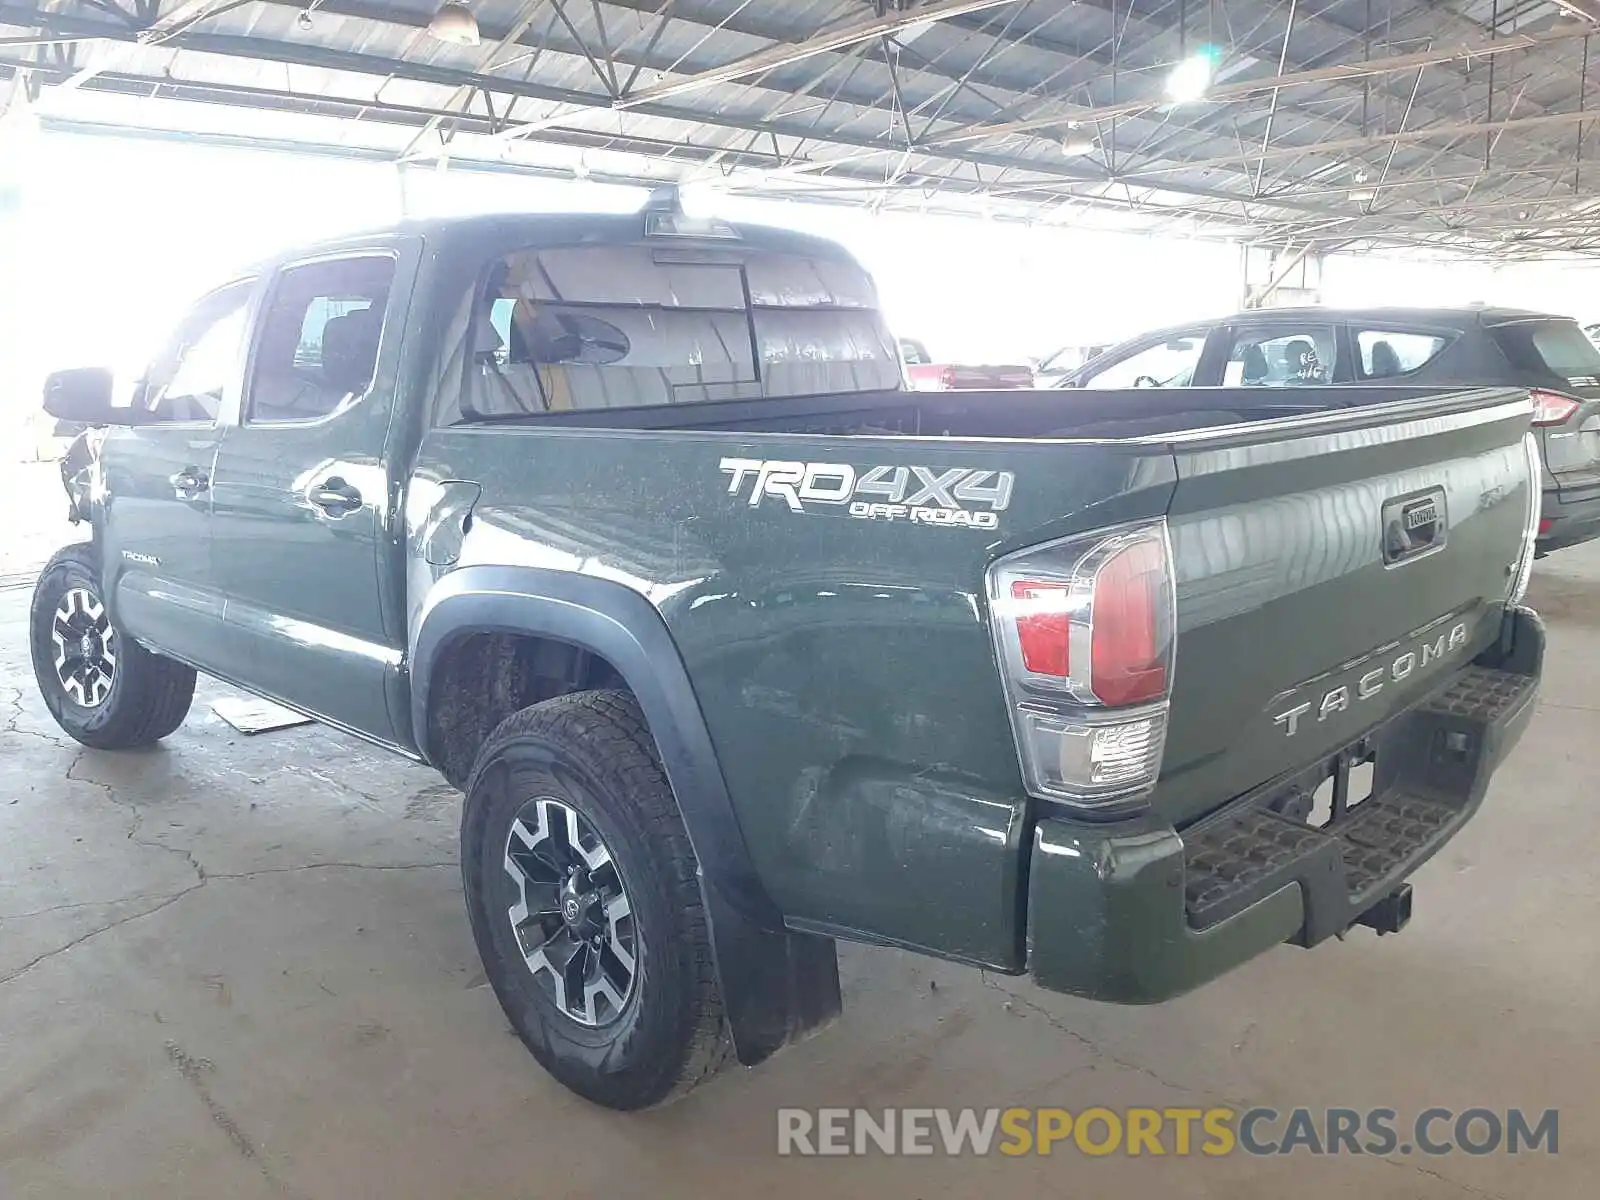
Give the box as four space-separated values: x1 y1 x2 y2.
0 91 42 458
1241 242 1324 308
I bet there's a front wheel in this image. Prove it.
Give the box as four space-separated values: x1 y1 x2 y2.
29 544 196 749
460 689 733 1109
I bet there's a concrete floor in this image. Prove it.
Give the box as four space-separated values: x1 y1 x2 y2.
2 549 1597 1200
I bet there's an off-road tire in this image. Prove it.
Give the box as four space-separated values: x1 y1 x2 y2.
29 543 196 749
461 688 733 1110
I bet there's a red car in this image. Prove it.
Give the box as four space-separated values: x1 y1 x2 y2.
898 337 1033 390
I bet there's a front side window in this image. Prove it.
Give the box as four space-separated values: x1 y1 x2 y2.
1223 326 1338 386
247 256 395 424
142 283 253 424
456 243 899 420
1081 335 1205 389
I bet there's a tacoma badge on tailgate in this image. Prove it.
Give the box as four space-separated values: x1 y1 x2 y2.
1272 614 1471 737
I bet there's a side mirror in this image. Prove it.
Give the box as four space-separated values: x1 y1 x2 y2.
43 368 128 425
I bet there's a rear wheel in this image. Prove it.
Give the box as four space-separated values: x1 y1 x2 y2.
460 689 733 1109
29 544 196 749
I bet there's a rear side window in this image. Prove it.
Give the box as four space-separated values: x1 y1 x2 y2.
1355 330 1451 379
1493 320 1600 388
455 243 900 420
1222 326 1337 386
247 255 395 424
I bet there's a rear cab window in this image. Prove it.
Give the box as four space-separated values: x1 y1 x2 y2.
450 238 901 421
1491 320 1600 390
1354 330 1452 380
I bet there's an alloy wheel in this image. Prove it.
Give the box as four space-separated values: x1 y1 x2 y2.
503 796 637 1027
51 587 116 708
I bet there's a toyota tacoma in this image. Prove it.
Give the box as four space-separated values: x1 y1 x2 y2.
33 199 1543 1110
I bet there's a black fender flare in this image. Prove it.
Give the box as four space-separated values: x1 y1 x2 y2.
411 565 839 1065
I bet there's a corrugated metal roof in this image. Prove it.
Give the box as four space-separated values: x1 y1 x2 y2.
2 0 1598 256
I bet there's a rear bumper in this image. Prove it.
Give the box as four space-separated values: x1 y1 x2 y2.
1025 606 1543 1004
1536 486 1600 553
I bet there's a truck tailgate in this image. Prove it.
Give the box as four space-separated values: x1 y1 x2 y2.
1150 387 1534 827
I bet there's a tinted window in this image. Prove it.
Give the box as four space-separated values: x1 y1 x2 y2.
1081 335 1204 388
142 283 253 424
247 256 395 424
1223 326 1337 386
1494 320 1600 388
1356 330 1451 379
458 244 899 420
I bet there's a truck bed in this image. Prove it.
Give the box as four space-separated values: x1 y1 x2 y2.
426 379 1535 972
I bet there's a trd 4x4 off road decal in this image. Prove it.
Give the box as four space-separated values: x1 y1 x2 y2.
718 458 1015 530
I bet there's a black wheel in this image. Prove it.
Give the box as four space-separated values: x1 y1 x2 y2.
29 544 196 750
461 689 733 1110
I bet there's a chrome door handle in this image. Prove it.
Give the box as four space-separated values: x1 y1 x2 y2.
170 468 209 498
309 478 363 516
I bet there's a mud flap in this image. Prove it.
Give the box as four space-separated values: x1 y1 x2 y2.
705 887 842 1065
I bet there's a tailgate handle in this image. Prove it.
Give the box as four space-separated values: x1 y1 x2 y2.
1382 488 1448 566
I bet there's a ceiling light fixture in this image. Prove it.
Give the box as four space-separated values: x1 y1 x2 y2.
1165 47 1221 104
428 3 481 46
1060 137 1098 156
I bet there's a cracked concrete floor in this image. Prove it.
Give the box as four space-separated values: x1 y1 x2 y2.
3 551 1599 1200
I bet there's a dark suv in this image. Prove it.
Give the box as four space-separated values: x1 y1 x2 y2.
1058 307 1600 553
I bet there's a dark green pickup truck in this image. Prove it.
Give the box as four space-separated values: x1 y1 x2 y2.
33 200 1544 1110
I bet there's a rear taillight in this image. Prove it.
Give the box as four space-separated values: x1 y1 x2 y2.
988 522 1175 815
1089 537 1168 706
1510 431 1542 603
1530 389 1579 427
1009 580 1071 676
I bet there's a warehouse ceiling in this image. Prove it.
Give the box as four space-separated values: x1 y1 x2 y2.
2 0 1599 257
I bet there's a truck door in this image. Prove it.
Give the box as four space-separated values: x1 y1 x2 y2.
206 248 411 743
98 279 255 664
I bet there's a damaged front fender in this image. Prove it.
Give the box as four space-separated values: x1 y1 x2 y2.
60 430 100 525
